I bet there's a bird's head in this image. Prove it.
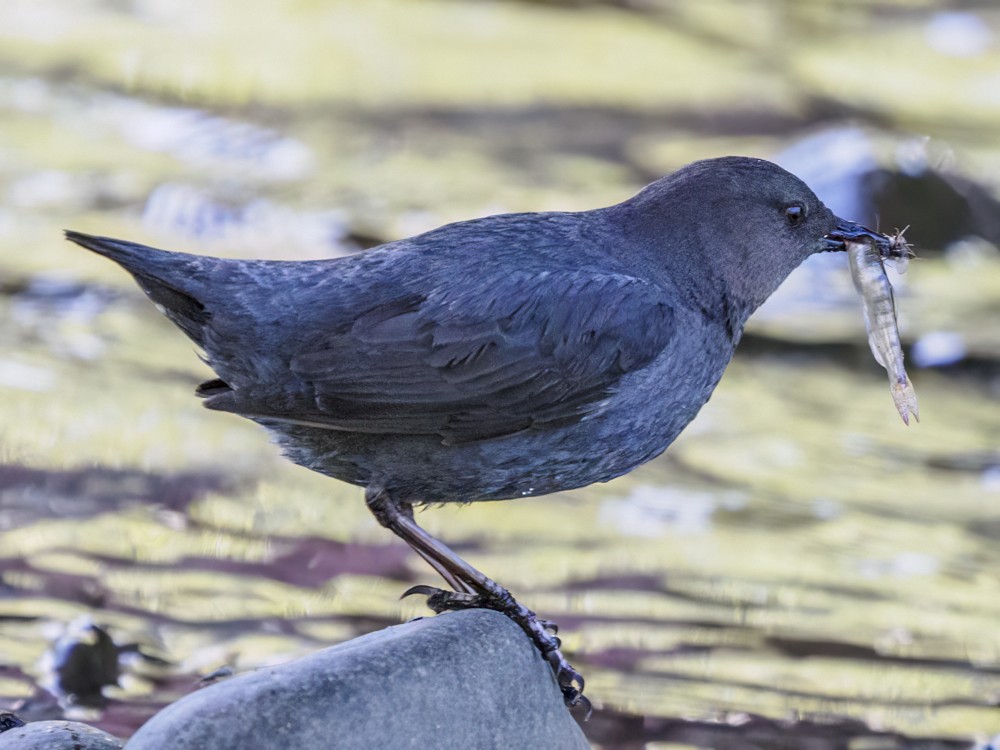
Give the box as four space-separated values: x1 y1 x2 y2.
624 156 893 312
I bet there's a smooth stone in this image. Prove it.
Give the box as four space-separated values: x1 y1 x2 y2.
127 609 589 750
0 720 123 749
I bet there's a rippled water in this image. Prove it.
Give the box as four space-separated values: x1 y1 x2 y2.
1 2 999 747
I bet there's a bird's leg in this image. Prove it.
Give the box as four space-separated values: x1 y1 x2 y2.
365 487 589 713
409 546 476 595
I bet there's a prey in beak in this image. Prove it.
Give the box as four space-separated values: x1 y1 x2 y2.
820 218 896 256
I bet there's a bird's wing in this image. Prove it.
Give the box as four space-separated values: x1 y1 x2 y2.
286 270 674 444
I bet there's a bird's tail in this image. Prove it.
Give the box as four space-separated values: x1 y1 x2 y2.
64 230 217 348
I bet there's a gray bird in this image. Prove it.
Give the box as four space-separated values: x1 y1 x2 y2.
66 156 891 711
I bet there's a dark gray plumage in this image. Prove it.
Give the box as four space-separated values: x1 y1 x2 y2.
65 156 891 709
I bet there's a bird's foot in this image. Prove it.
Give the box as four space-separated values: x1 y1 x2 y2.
402 583 590 715
401 584 482 613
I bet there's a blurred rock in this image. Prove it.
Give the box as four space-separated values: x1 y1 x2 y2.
127 609 588 750
0 720 123 749
0 359 55 393
41 618 120 708
141 183 358 258
105 99 314 179
912 331 966 368
865 166 1000 253
924 12 994 58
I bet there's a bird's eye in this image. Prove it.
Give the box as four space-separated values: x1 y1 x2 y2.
785 205 805 226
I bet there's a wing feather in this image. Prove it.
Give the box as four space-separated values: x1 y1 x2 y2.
258 270 674 443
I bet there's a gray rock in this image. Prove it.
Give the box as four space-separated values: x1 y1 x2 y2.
0 720 123 749
127 609 589 750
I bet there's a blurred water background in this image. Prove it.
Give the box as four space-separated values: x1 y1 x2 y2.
1 1 999 747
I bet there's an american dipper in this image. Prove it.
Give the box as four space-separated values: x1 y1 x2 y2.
66 156 892 710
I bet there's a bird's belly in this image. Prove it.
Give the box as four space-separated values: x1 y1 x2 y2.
259 355 721 505
264 421 666 504
258 320 732 504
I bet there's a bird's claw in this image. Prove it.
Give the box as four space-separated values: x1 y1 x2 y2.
571 692 593 718
406 581 589 712
546 649 589 714
538 618 559 635
401 584 483 613
400 584 440 599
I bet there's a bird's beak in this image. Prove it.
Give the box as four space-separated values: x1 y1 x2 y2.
820 217 892 253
